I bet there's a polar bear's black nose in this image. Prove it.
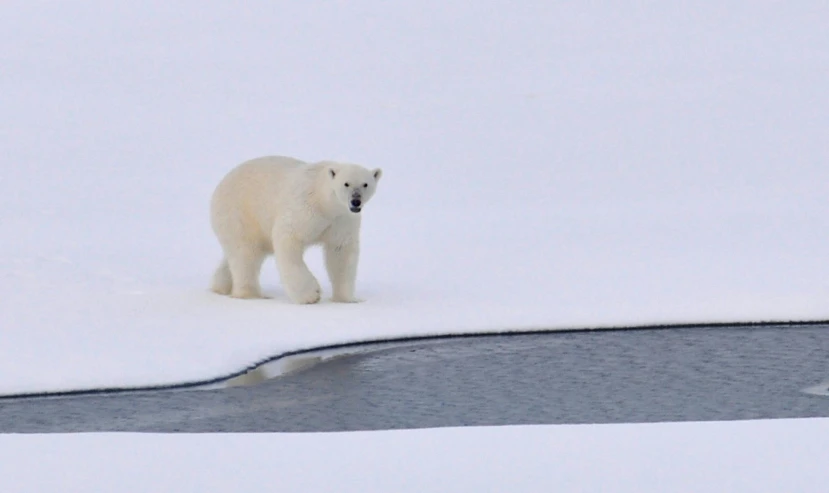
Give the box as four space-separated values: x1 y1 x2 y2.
350 199 361 207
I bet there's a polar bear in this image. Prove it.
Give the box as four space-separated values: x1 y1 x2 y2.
209 155 382 304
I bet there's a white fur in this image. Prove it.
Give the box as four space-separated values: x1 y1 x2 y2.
210 156 382 304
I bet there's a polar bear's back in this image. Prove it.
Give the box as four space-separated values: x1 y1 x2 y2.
210 156 313 247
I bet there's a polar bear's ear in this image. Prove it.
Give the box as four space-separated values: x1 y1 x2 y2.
328 168 337 179
372 168 382 182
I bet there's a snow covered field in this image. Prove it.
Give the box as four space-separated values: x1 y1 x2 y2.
3 0 826 396
3 419 829 492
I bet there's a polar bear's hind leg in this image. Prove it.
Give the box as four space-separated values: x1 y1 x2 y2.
227 247 267 299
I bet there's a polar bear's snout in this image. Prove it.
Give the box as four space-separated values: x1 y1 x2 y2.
350 191 363 213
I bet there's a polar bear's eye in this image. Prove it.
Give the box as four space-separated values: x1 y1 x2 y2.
363 183 368 188
344 183 349 187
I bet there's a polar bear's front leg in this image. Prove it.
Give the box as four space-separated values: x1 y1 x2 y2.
274 236 321 304
325 240 361 303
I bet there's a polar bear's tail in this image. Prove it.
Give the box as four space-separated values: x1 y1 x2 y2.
211 258 233 295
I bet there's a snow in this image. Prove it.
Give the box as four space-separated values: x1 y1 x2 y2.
3 418 829 492
2 1 828 394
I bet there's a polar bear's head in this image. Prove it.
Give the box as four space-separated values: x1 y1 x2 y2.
327 164 382 214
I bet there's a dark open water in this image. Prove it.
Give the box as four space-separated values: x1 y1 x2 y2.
1 325 828 433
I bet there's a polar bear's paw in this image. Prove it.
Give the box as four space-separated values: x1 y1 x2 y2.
230 286 263 299
292 287 321 304
211 283 232 296
287 278 322 305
